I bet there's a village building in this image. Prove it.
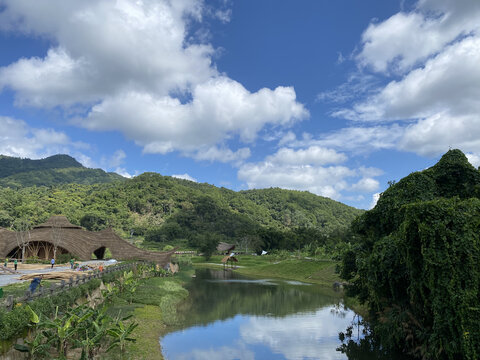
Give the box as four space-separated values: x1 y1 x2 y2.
0 216 174 265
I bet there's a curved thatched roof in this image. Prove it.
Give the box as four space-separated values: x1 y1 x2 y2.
1 216 174 265
34 215 82 229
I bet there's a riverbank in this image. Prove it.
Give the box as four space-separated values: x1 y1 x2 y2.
193 255 367 317
0 264 192 360
193 255 341 286
104 268 193 360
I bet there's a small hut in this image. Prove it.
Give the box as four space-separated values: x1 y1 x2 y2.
217 242 235 255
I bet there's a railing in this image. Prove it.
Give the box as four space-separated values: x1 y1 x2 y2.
0 262 136 312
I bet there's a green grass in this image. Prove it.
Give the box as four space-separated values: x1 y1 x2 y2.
104 305 165 360
193 255 342 287
0 282 29 298
1 280 58 299
104 273 192 359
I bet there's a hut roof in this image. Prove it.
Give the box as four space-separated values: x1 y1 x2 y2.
34 216 83 229
217 242 235 252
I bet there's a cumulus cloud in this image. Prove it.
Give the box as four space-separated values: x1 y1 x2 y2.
265 146 347 166
238 162 353 200
172 173 197 182
0 0 308 162
237 146 381 201
345 36 480 122
81 78 307 155
327 0 480 160
357 0 480 73
350 177 379 192
192 146 251 164
0 116 72 158
465 153 480 169
370 192 381 209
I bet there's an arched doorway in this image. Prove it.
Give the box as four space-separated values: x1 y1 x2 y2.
92 246 111 260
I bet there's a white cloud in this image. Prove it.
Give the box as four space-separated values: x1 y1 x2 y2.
286 126 402 155
172 173 198 182
465 153 480 168
347 36 480 122
0 0 214 106
238 146 383 201
0 116 72 158
398 113 480 156
466 153 480 168
265 146 347 166
350 177 379 192
73 153 96 169
81 79 307 155
370 193 380 209
193 146 250 164
0 0 308 163
113 167 132 178
278 131 297 146
357 0 480 73
108 149 126 168
238 161 353 200
240 308 356 360
327 0 480 161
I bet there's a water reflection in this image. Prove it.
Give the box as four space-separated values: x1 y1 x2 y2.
161 269 360 360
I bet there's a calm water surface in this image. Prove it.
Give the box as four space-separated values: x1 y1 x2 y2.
160 268 362 360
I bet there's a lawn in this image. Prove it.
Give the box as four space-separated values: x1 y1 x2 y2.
193 254 341 287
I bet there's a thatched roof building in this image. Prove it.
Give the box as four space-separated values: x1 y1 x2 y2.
0 216 174 265
217 242 235 254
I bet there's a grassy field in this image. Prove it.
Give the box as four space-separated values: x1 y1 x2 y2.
193 254 342 287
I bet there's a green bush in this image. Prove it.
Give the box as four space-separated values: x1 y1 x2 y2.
56 253 73 264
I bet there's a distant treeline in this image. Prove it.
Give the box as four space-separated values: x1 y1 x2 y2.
0 154 363 255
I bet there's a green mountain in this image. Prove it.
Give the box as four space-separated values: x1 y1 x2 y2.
0 159 363 253
341 149 480 359
0 154 124 187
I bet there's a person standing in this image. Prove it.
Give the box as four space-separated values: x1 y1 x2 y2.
70 258 74 269
50 258 55 269
14 259 17 271
29 275 43 294
3 258 7 267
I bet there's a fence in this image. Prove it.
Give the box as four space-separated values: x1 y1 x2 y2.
0 262 136 312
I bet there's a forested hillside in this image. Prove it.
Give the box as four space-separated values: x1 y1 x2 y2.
340 149 480 359
0 156 363 253
0 154 123 187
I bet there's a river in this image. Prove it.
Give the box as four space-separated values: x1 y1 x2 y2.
160 268 365 360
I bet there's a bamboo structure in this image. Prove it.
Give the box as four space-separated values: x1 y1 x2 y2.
0 216 174 266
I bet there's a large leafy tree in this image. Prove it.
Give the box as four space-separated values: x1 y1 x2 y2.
341 150 480 359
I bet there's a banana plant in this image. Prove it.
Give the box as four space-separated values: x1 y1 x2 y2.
106 314 138 356
13 305 49 359
40 306 79 358
74 306 112 359
14 332 50 359
101 282 119 303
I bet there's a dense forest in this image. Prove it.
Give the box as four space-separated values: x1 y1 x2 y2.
0 154 362 255
340 149 480 359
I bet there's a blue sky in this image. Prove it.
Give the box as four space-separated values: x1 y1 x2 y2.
1 0 479 209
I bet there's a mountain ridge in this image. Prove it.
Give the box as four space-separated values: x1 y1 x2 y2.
0 154 124 187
